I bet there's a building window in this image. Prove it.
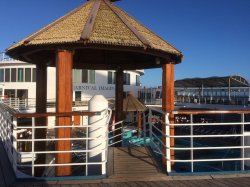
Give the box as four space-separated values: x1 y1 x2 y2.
18 68 24 82
108 71 116 84
5 69 10 82
123 73 130 85
89 70 95 84
73 69 82 83
4 89 15 98
81 69 95 84
75 91 81 101
11 68 16 82
108 71 112 84
32 68 36 82
0 69 4 82
136 75 140 86
25 68 31 82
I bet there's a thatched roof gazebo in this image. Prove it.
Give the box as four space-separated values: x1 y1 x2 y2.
123 92 146 137
6 0 182 177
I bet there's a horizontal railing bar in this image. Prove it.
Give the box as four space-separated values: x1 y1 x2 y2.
108 133 122 140
171 145 250 150
173 110 250 115
109 140 123 146
14 111 102 118
169 134 245 138
17 161 107 167
19 148 107 154
167 122 250 126
17 137 108 141
172 158 250 162
16 124 107 129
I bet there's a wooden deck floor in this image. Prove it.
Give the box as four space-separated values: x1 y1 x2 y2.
3 146 250 186
108 147 166 179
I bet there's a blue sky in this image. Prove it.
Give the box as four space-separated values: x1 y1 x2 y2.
0 0 249 87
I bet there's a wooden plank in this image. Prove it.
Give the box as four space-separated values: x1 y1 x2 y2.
81 0 101 40
55 49 73 176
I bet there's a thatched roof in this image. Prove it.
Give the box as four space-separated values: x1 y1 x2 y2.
6 0 183 69
123 93 146 112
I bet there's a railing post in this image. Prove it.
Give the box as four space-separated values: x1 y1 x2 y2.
12 116 18 174
143 112 146 146
32 117 35 176
165 113 171 173
148 109 153 148
241 113 245 171
190 114 194 172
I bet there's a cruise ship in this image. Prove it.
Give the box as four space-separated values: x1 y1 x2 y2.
0 52 143 111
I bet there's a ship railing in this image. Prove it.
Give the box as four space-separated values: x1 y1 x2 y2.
143 107 250 174
0 102 112 178
0 52 14 62
1 97 115 110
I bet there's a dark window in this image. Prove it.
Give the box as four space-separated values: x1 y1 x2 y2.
5 69 10 82
136 75 140 86
25 68 31 82
82 69 88 83
4 89 15 98
108 71 113 84
18 68 24 82
11 68 16 82
75 91 81 101
32 68 36 82
0 69 4 82
123 73 130 85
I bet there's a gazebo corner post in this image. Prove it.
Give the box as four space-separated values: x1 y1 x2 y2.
114 68 124 147
35 64 47 177
162 63 175 172
55 49 73 176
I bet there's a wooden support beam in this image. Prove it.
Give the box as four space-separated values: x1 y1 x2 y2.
162 64 175 169
55 50 73 176
35 64 47 177
114 68 124 147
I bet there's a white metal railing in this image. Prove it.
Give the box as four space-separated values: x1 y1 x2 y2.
0 52 14 62
0 102 112 178
1 97 115 111
143 107 250 174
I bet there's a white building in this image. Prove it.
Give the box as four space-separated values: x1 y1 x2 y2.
0 53 143 103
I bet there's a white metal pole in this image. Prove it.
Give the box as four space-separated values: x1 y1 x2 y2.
143 112 146 146
32 117 35 176
12 117 18 174
165 113 171 173
190 114 194 172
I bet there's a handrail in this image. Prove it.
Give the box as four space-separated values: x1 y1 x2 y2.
143 107 250 174
173 109 250 115
14 111 102 118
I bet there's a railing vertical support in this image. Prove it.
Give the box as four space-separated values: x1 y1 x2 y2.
12 116 18 173
241 113 245 171
165 113 171 173
85 115 88 176
149 109 153 148
31 117 35 176
190 114 194 172
143 112 147 146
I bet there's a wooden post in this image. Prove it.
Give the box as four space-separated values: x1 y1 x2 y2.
162 64 175 169
35 64 47 177
114 68 123 147
55 50 73 176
